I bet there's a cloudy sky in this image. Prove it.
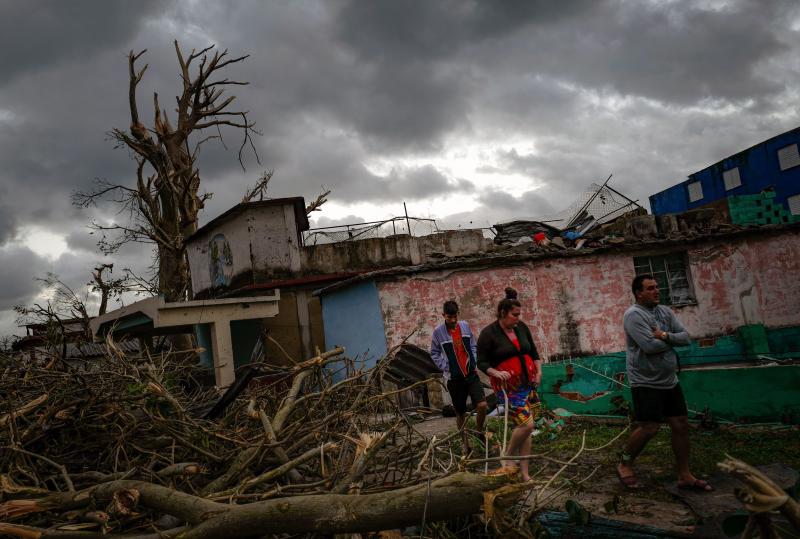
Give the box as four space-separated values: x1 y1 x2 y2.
2 0 799 336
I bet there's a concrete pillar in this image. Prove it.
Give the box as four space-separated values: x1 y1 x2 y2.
210 320 235 388
295 289 314 361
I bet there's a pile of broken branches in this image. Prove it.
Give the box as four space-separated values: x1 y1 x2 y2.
0 341 536 538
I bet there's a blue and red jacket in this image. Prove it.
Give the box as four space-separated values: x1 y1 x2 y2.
430 320 478 381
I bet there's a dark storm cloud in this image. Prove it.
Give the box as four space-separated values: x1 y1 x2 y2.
0 1 166 85
336 0 600 64
436 187 556 231
0 2 175 247
0 204 16 245
480 188 556 221
0 246 47 309
64 226 100 254
327 0 599 150
311 158 474 203
541 1 790 105
2 0 800 335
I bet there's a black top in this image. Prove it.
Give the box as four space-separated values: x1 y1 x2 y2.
477 320 540 382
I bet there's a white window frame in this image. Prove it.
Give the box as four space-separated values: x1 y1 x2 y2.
723 167 741 191
778 144 800 171
687 181 704 203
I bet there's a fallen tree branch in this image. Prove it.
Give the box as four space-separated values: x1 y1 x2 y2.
0 395 48 427
719 456 800 531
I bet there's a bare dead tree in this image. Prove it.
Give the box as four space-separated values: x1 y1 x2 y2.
242 169 331 215
13 274 94 362
242 170 273 203
306 187 331 215
14 274 91 334
74 41 259 303
89 264 126 316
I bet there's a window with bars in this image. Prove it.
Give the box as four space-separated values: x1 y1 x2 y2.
633 253 696 306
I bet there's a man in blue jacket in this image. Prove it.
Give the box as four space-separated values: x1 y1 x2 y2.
617 274 712 492
430 300 487 450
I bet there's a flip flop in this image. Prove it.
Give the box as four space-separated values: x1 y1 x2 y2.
677 479 713 492
616 468 643 490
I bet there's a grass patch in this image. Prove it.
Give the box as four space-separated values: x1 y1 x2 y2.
524 421 800 479
462 416 800 479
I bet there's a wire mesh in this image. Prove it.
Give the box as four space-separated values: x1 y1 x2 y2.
530 182 639 229
303 217 439 246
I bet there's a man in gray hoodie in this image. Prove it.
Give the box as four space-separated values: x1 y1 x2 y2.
616 274 712 492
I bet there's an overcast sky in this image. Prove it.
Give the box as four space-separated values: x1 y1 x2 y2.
1 0 799 337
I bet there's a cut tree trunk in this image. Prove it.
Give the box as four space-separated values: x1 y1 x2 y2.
4 472 515 539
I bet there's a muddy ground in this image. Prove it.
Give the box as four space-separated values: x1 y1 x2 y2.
412 415 800 536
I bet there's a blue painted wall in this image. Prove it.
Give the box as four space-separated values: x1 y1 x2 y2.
650 127 800 215
320 280 387 374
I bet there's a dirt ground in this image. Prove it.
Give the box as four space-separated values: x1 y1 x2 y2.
411 414 800 537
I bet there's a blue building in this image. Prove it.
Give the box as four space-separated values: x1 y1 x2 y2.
650 127 800 217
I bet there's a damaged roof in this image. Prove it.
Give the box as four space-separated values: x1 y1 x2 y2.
314 220 800 297
187 197 310 242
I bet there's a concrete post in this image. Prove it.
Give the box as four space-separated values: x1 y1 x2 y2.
295 289 314 361
210 320 236 388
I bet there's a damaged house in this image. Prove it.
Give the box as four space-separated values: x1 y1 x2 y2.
88 130 800 423
315 143 800 422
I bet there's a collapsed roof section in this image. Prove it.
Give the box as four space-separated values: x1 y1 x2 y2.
493 176 643 246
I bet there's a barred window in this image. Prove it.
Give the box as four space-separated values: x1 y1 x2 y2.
633 253 696 306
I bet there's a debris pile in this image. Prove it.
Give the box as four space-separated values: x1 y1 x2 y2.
0 342 530 537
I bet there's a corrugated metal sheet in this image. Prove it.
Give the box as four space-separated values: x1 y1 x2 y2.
383 343 440 384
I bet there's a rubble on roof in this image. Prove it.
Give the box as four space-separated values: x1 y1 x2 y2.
486 179 799 258
492 220 561 245
492 178 646 249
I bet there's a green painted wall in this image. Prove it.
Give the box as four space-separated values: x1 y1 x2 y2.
680 365 800 423
540 324 800 422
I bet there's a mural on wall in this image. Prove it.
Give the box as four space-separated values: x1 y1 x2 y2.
208 233 234 288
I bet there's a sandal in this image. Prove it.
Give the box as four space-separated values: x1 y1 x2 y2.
616 468 643 490
677 479 713 492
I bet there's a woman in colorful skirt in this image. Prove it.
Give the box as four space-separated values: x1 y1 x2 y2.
477 287 542 481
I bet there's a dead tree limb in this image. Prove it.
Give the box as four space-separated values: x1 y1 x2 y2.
2 472 514 538
719 456 800 532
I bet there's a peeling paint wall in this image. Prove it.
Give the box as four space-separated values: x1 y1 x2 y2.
302 229 490 274
377 230 800 360
188 204 303 297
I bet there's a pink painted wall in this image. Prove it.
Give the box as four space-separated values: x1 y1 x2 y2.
377 230 800 360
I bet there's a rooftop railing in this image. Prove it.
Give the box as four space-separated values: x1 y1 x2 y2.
302 216 439 246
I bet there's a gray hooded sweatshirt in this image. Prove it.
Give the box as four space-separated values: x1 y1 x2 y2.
623 303 691 389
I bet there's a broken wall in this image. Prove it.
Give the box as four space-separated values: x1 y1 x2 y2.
301 229 490 274
377 229 800 360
